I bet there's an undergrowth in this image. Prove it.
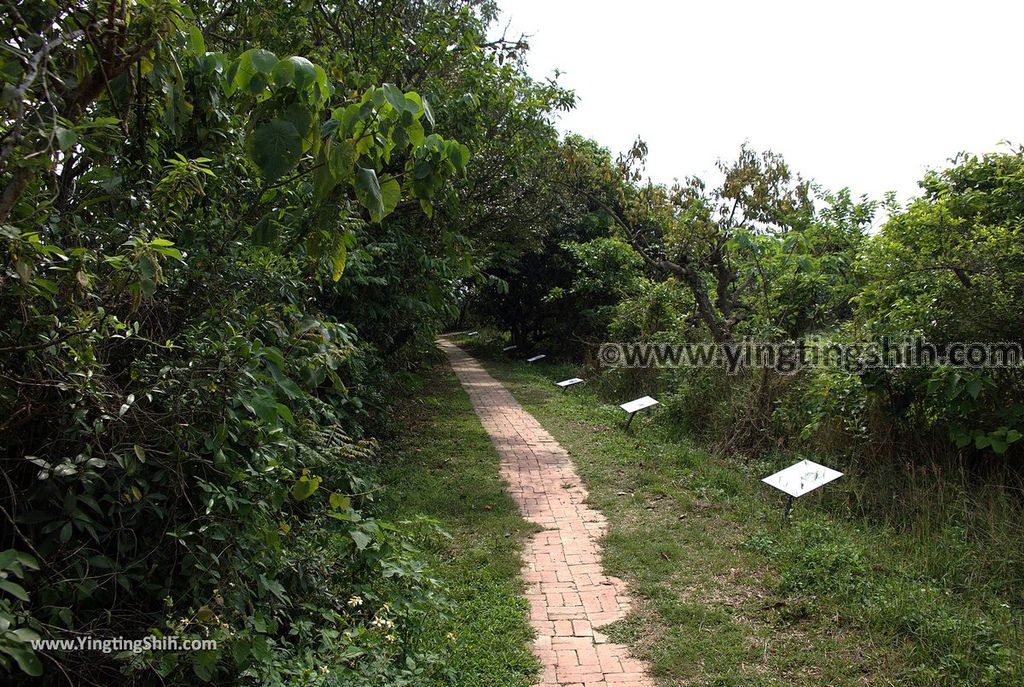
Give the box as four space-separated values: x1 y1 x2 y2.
464 339 1024 686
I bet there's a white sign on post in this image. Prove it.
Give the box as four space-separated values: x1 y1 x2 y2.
620 396 659 414
762 459 842 498
556 378 584 389
527 354 546 363
620 396 659 429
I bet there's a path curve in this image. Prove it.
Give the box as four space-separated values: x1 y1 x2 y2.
440 340 655 687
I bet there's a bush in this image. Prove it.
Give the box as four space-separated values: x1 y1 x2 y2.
775 517 870 599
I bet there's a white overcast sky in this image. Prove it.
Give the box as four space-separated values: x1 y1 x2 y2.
494 0 1024 207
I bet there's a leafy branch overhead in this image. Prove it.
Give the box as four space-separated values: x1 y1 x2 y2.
229 44 469 225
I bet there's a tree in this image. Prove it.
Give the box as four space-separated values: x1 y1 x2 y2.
0 1 575 682
563 140 821 343
857 149 1024 455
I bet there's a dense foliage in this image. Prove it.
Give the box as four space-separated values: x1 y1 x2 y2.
470 138 1024 687
478 138 1024 463
3 0 1022 685
0 1 572 683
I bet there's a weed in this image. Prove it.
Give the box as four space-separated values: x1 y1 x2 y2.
478 353 1024 686
379 365 539 687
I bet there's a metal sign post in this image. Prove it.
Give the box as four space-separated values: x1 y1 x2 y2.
619 396 659 429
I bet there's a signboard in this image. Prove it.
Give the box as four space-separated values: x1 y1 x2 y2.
527 354 546 363
556 378 584 388
619 396 659 429
620 396 659 414
762 459 842 498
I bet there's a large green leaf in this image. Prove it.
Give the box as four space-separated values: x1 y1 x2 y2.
275 403 295 426
138 254 158 279
379 175 401 219
233 48 278 92
350 530 371 551
0 578 29 601
331 241 347 282
282 104 313 138
291 476 321 501
354 167 384 220
272 56 317 91
312 65 331 100
447 142 470 175
0 550 39 572
406 118 425 147
9 644 42 677
247 49 278 73
54 126 77 150
187 25 206 55
312 162 338 204
250 120 302 180
328 139 355 180
383 83 414 113
244 392 279 424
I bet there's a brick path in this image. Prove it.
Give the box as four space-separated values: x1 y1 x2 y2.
440 340 655 687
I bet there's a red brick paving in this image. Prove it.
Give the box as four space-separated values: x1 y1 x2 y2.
441 340 655 687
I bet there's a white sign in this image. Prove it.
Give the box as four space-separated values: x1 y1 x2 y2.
503 344 517 351
527 354 546 363
556 378 584 388
762 459 843 498
620 396 659 414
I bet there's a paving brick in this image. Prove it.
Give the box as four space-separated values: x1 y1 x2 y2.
441 340 654 687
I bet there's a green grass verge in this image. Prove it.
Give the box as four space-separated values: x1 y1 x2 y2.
467 347 1023 687
378 362 539 687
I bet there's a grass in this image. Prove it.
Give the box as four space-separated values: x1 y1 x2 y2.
378 362 539 687
456 337 1024 687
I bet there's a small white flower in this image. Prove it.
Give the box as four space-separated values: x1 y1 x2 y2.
347 595 363 607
